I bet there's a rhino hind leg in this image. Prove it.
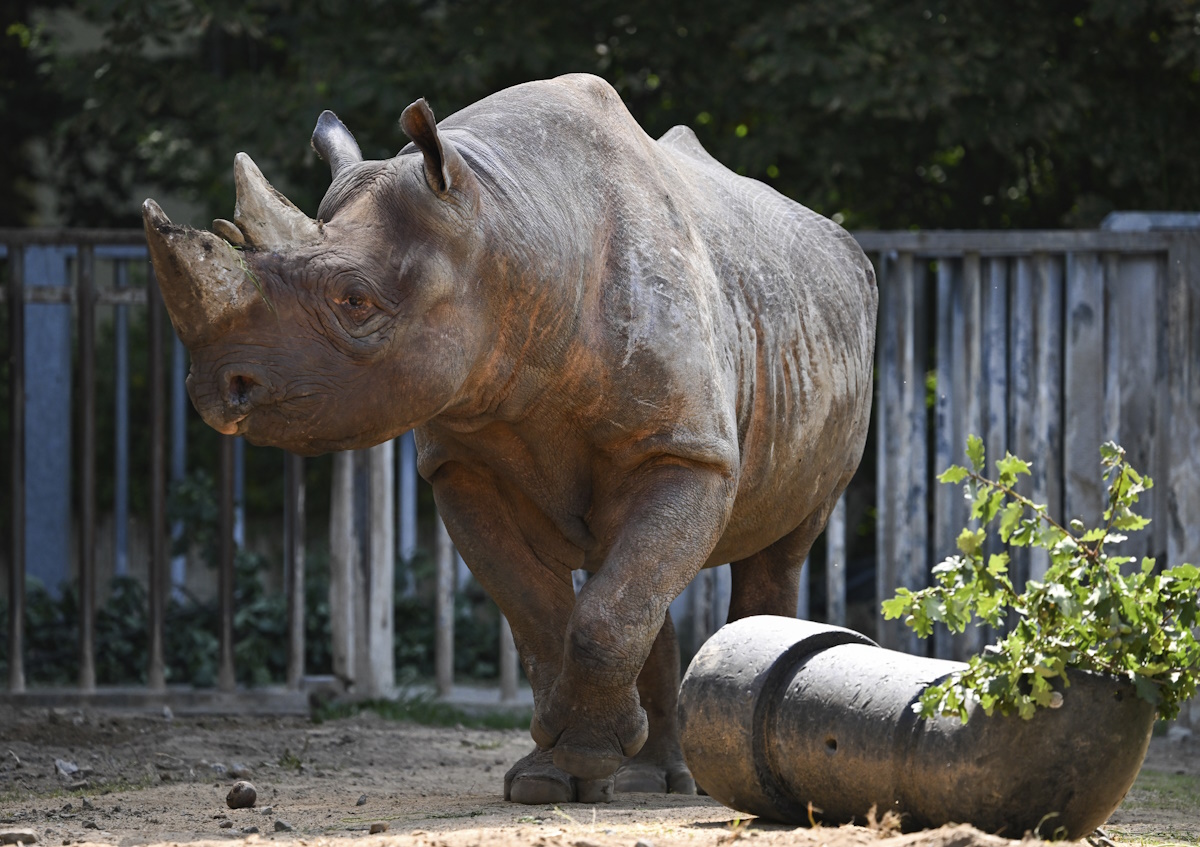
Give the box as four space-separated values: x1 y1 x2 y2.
614 611 696 795
726 490 845 622
504 747 615 804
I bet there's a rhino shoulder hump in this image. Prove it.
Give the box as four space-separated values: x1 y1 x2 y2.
656 126 722 169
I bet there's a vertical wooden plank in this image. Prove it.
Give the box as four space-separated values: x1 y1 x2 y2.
435 513 455 698
874 251 900 648
1030 254 1064 582
690 568 712 654
796 557 810 620
1008 257 1035 590
499 614 519 702
825 496 846 627
983 258 1009 481
397 431 418 597
933 257 964 659
7 244 25 692
367 439 395 696
329 451 357 687
147 267 167 691
955 254 988 659
1166 233 1200 569
1112 254 1160 564
285 453 306 691
217 434 236 691
113 261 130 577
1063 253 1106 527
77 244 97 692
880 251 925 654
1102 255 1123 448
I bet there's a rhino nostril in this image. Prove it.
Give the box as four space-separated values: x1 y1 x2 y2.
225 373 259 410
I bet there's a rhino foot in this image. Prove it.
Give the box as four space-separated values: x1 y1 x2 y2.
504 747 614 804
614 761 696 795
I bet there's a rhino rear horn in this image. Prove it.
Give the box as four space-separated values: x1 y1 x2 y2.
233 152 321 250
311 110 363 180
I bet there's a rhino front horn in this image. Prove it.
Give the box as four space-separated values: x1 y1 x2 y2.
142 198 259 348
232 152 321 250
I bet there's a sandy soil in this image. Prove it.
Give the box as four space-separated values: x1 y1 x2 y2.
0 709 1195 847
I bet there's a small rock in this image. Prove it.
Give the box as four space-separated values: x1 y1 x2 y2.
572 840 604 847
229 762 252 779
218 821 233 830
65 783 87 792
260 807 273 816
226 780 257 809
273 821 293 832
0 829 39 845
355 795 366 807
59 806 71 815
53 760 78 780
368 823 388 835
241 826 259 835
210 763 228 776
161 706 174 722
81 823 98 831
78 802 92 813
636 840 655 847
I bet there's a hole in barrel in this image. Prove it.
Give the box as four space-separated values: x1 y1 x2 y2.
824 737 838 754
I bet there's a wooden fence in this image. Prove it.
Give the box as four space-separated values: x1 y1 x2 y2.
1 227 1197 713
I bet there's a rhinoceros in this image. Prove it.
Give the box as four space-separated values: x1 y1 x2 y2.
142 73 877 804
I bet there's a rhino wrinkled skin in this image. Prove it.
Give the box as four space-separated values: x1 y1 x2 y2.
143 73 877 803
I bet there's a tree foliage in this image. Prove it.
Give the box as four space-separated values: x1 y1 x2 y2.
883 437 1200 723
6 0 1200 229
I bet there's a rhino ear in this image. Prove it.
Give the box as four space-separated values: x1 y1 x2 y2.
399 98 464 195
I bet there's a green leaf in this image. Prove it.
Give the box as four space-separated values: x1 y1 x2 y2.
938 465 969 484
998 501 1024 543
957 528 986 558
995 453 1031 485
966 434 985 472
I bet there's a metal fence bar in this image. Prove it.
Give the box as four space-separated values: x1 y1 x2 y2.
77 244 97 692
113 260 130 577
285 452 306 690
7 243 26 692
435 514 455 698
218 435 236 691
824 496 846 628
147 266 167 690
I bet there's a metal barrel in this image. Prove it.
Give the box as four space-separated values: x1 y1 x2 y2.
678 616 1155 839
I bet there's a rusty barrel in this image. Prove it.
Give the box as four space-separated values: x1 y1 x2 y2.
678 616 1155 839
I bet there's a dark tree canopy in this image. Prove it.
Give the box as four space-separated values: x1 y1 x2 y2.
5 0 1200 229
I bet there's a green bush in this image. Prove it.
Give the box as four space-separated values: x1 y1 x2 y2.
884 437 1200 722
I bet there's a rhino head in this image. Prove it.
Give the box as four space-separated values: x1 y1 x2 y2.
143 101 488 455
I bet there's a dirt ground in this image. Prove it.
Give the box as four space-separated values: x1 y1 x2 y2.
0 708 1196 847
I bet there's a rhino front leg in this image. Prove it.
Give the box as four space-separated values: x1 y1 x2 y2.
531 463 732 781
614 611 696 794
429 462 612 804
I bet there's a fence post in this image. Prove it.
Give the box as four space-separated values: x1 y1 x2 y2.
7 244 25 692
825 497 846 627
499 615 518 702
77 245 97 692
366 440 395 697
285 452 306 691
435 513 455 698
147 267 167 691
217 434 236 691
329 451 357 688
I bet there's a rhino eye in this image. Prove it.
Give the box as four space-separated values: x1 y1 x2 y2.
336 288 375 320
